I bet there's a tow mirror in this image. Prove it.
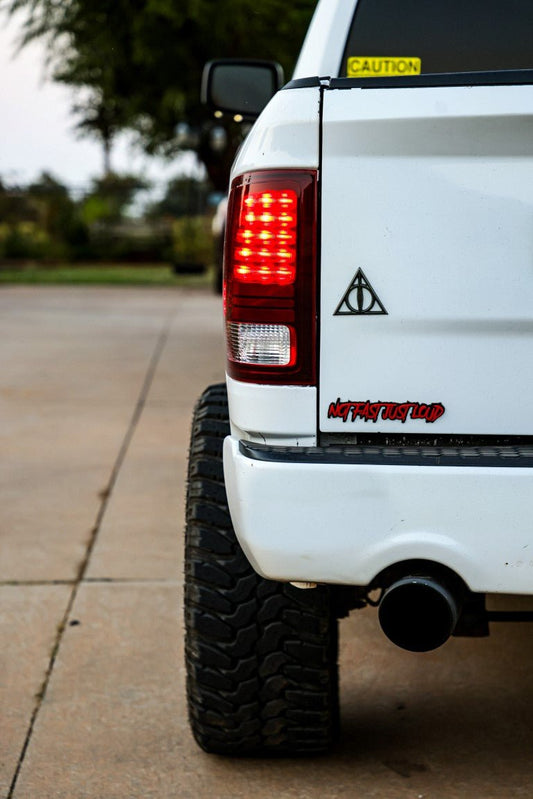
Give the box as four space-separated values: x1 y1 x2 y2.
202 59 284 120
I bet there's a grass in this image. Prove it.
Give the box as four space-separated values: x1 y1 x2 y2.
0 262 213 288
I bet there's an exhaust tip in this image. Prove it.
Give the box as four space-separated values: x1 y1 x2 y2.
378 576 461 652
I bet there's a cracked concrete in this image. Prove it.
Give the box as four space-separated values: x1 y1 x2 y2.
2 286 533 799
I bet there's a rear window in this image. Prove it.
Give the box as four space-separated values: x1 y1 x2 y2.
341 0 533 78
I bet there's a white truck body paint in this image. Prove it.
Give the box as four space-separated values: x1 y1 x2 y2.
292 0 358 80
223 0 533 594
319 84 533 433
225 437 533 593
229 87 320 181
227 376 317 446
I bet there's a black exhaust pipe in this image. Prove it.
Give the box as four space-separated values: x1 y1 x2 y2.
378 575 462 652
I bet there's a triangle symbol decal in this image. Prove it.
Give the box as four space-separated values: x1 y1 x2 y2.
334 268 388 316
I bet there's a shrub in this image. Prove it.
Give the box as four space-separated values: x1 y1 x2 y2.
171 215 212 269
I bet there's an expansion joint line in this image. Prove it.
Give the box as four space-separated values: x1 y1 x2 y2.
7 315 174 799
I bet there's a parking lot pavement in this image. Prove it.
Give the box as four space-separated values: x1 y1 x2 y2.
0 286 225 798
2 286 533 799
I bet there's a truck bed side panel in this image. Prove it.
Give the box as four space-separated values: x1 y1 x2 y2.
319 85 533 435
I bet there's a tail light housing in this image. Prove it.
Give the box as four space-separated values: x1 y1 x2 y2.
224 169 317 385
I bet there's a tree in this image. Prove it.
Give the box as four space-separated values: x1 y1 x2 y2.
118 0 316 188
2 0 316 187
81 173 149 225
146 176 211 219
4 0 137 175
28 171 82 243
0 172 89 259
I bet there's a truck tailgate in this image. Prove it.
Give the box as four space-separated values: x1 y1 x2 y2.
319 84 533 436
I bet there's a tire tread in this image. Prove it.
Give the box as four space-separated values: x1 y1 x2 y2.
185 383 338 755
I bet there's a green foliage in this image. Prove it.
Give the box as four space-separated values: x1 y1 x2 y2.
28 172 88 250
146 177 211 219
171 215 212 267
81 173 149 224
0 171 152 262
0 173 87 260
0 263 211 287
0 222 49 259
0 170 222 265
0 178 38 224
86 223 172 264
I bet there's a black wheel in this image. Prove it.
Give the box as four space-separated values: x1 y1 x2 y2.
184 383 339 756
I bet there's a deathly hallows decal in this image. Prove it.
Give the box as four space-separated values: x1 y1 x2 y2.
334 268 387 316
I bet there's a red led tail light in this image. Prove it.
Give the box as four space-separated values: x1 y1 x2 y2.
234 189 298 285
224 170 317 385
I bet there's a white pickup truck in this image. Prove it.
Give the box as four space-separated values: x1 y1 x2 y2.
185 0 533 755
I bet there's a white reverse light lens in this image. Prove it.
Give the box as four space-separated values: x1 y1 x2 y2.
227 322 292 366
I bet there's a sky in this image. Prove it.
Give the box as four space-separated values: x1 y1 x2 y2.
0 16 199 195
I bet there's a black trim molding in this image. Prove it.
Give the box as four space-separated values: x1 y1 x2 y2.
239 441 533 468
283 77 324 90
328 69 533 90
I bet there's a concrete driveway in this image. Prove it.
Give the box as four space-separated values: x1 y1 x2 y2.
2 286 533 799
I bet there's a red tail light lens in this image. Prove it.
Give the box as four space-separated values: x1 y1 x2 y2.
234 189 298 285
224 170 317 385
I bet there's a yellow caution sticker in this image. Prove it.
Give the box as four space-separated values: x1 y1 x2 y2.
347 56 421 78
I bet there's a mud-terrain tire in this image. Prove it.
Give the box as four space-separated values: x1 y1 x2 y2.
184 383 339 755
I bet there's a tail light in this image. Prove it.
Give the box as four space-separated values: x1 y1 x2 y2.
224 169 317 385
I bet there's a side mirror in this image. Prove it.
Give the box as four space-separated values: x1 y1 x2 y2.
202 59 285 120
